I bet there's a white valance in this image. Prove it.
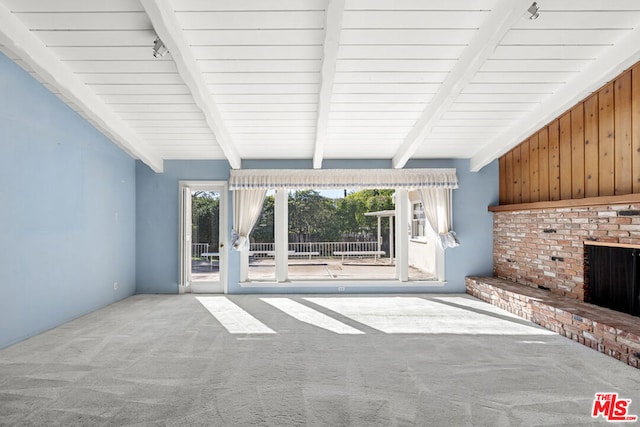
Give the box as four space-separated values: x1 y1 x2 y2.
229 168 458 190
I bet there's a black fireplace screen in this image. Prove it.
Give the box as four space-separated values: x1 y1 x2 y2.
586 245 640 317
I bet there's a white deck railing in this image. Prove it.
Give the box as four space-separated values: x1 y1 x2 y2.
192 243 210 258
249 241 381 258
196 241 381 258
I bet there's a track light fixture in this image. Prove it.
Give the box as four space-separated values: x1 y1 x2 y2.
152 37 168 58
527 2 540 20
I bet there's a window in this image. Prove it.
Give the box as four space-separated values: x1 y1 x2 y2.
247 192 275 282
231 168 456 284
411 202 426 240
241 188 441 283
286 189 396 281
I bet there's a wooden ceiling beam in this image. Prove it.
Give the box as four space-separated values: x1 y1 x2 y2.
140 0 242 169
312 0 345 169
470 23 640 172
391 0 533 169
0 2 164 172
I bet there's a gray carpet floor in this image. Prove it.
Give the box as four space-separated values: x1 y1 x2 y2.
1 294 639 426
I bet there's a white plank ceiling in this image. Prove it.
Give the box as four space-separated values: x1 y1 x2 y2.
1 0 640 172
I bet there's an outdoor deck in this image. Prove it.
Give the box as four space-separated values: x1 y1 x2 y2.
191 241 436 282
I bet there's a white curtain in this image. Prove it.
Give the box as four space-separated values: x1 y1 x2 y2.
231 189 267 251
418 188 459 249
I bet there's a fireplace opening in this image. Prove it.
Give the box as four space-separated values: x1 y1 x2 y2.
586 243 640 317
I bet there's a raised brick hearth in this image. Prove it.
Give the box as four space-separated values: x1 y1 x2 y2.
466 276 640 369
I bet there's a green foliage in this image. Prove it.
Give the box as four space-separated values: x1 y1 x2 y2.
191 191 219 247
336 189 395 236
288 190 340 242
251 194 275 243
250 189 394 243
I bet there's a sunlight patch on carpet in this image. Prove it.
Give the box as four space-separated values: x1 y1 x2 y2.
196 296 275 334
305 297 554 335
261 298 365 334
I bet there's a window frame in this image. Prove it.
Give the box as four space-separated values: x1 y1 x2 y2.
410 201 428 242
241 188 445 285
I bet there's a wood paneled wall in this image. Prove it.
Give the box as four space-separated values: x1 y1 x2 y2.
499 63 640 205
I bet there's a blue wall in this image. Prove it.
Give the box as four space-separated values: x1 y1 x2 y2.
136 158 498 294
0 53 137 349
408 159 498 291
135 160 231 293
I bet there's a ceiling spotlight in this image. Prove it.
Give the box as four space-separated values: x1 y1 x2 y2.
527 2 540 20
152 37 168 58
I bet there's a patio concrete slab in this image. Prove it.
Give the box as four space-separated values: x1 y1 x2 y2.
1 294 638 426
247 258 435 281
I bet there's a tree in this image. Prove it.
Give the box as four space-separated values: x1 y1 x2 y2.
335 194 362 236
288 190 339 242
336 189 394 238
249 189 395 244
191 191 219 248
251 194 275 243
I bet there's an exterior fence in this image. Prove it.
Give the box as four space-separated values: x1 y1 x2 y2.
249 241 381 258
195 241 382 258
192 243 210 258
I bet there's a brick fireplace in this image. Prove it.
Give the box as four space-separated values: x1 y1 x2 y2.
471 61 640 369
466 200 640 369
493 203 640 303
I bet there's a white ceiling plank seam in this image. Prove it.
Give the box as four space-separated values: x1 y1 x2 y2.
470 23 640 172
391 0 533 169
0 2 164 172
313 0 345 169
140 0 241 169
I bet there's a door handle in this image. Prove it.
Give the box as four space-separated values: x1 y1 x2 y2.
219 243 224 248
